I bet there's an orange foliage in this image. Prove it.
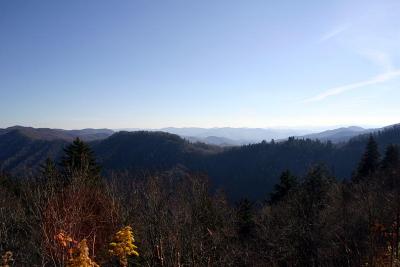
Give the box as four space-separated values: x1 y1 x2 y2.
1 251 13 267
43 184 119 263
55 231 99 267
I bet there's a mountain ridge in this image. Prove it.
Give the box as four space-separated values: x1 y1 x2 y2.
1 123 400 200
0 126 114 141
295 126 375 143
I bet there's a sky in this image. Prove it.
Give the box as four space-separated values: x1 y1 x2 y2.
1 0 400 130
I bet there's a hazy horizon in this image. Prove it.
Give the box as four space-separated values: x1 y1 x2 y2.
0 123 392 132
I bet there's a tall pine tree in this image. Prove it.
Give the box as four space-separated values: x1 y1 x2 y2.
235 198 255 240
61 138 100 183
381 144 400 188
39 157 59 184
292 165 333 266
353 135 380 182
269 170 298 204
381 144 400 171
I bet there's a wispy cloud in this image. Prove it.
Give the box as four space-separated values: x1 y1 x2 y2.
303 69 400 103
319 24 349 42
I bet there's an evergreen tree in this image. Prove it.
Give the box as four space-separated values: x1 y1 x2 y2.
292 165 333 266
235 198 255 239
40 157 57 176
301 165 333 207
61 138 100 182
269 170 298 204
381 144 400 171
353 135 380 182
39 157 58 184
381 144 400 188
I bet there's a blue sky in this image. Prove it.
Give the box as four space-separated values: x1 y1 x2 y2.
1 0 400 129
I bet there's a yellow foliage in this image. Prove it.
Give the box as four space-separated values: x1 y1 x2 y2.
54 226 139 267
67 239 100 267
109 226 139 267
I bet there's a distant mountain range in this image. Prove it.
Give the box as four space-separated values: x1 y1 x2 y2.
120 126 381 145
1 123 400 200
119 127 316 146
185 135 242 146
0 125 381 146
295 126 376 143
160 127 313 143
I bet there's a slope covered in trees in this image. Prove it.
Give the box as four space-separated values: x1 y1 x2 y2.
1 125 400 200
0 126 114 141
93 131 221 171
0 129 67 171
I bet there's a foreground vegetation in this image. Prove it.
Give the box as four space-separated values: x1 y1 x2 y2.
1 136 400 266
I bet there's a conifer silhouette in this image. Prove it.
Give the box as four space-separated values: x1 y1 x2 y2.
61 138 100 183
353 135 380 182
381 144 399 171
269 170 297 204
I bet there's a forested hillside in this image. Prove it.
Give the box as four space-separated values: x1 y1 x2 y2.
94 131 221 171
0 129 67 171
1 125 400 200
